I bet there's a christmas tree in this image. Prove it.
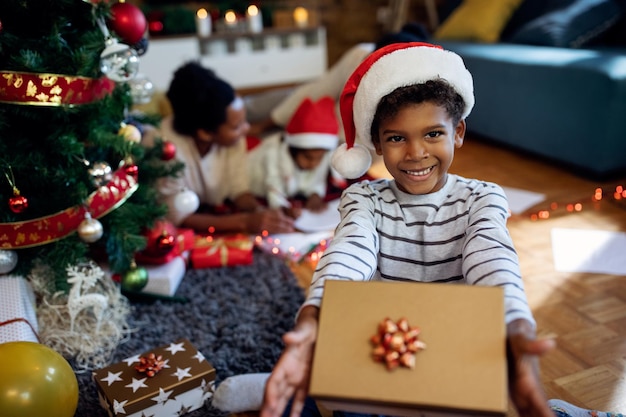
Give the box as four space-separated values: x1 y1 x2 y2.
0 0 181 293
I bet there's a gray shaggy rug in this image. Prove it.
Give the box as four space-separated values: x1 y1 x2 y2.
74 250 305 417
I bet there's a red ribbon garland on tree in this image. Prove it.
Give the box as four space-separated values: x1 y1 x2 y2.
0 71 115 106
0 164 138 249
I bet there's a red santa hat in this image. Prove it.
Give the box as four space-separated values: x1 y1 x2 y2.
284 96 339 150
331 42 475 179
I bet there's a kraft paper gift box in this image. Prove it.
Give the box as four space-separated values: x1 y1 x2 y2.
0 276 39 344
309 281 507 417
93 338 216 417
190 234 253 269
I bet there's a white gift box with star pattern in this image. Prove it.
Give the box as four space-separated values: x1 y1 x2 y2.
92 338 216 417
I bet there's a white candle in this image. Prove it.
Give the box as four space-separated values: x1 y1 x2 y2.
293 7 309 28
246 5 263 33
195 8 211 37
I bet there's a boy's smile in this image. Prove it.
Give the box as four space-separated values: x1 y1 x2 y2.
374 102 465 195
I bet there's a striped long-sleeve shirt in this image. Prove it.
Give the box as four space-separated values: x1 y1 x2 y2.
302 174 535 326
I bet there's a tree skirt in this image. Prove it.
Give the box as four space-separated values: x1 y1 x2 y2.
74 250 305 417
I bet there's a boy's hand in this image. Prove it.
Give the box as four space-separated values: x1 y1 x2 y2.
507 319 556 417
261 307 318 417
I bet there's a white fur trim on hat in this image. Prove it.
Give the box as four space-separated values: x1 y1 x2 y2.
354 46 474 152
331 143 371 180
284 132 339 150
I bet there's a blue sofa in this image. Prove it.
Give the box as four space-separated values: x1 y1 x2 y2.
434 0 626 180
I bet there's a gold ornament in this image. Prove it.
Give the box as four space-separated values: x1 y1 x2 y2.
118 122 141 144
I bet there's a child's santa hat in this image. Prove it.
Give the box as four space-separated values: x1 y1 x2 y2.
331 42 475 179
285 96 339 150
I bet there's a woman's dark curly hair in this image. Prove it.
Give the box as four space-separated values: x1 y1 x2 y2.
370 79 465 144
166 61 235 136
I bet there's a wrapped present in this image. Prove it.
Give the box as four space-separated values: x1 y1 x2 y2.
93 338 216 417
141 254 187 297
136 228 195 265
190 234 253 269
0 276 39 344
309 281 507 417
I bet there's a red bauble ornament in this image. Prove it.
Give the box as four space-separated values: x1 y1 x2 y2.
141 219 177 257
161 140 176 161
109 2 148 45
8 195 28 214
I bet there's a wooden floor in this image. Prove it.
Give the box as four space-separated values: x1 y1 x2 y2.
450 137 626 415
288 136 626 416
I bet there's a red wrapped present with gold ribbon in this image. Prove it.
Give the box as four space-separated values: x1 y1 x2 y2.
190 234 253 269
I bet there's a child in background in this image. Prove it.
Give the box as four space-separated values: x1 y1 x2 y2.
153 62 294 235
261 43 557 417
248 97 339 217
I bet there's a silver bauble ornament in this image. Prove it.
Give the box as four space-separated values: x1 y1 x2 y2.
129 73 154 105
78 213 104 243
0 250 18 274
88 161 113 188
100 38 140 83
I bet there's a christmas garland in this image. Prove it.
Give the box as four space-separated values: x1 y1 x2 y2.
0 164 138 249
0 71 115 106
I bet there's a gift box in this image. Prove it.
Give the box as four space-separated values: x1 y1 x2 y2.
140 254 188 297
93 338 216 417
190 234 253 269
309 281 507 417
136 228 195 265
0 276 39 344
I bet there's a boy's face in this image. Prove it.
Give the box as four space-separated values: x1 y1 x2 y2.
293 148 327 170
373 102 465 195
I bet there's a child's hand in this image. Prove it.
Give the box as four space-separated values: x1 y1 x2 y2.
507 319 556 417
261 306 318 417
305 194 326 212
283 205 303 220
246 209 295 234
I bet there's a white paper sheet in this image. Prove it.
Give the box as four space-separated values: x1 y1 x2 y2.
502 186 546 215
294 199 341 232
551 228 626 275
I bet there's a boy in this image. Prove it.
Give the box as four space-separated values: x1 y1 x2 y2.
154 62 294 235
248 96 339 216
261 43 556 417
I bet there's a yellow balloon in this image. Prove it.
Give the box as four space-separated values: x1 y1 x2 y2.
0 341 78 417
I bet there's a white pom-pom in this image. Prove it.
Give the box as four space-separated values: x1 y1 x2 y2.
331 143 372 179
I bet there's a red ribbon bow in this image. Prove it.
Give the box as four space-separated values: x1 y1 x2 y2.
370 317 426 371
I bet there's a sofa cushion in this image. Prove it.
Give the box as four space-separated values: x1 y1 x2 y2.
433 0 524 43
500 0 575 40
508 0 624 48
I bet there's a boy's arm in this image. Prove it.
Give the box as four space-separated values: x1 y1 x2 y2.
261 305 319 417
506 319 556 417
